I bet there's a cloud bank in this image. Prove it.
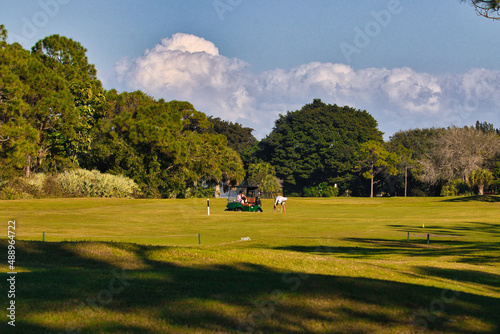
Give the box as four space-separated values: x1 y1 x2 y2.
115 33 500 139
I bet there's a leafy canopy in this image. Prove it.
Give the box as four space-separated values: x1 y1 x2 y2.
258 99 383 195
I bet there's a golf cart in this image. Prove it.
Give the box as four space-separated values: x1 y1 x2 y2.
225 185 263 212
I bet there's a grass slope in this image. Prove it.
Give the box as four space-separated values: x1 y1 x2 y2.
1 196 499 333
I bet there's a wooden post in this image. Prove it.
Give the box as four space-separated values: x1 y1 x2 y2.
427 234 430 245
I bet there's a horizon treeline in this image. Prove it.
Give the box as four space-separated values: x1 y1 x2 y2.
2 27 500 199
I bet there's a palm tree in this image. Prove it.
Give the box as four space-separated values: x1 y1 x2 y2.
468 169 493 195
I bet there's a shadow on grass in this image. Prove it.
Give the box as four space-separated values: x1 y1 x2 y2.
275 238 500 273
442 195 500 203
4 240 500 333
415 266 500 291
388 222 500 238
276 238 500 261
450 222 500 235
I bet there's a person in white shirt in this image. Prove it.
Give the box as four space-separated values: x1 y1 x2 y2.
273 196 288 213
236 191 247 204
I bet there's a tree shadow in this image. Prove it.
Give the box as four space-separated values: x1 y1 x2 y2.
387 224 466 236
274 242 423 258
442 195 500 203
415 266 500 291
274 238 500 264
388 222 500 238
449 222 500 235
349 238 500 263
5 240 500 333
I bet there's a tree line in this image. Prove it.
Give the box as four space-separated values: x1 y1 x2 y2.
0 27 244 198
2 26 500 198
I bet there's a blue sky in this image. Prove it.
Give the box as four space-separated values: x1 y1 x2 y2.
2 0 500 139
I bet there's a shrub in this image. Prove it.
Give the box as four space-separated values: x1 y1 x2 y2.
0 170 141 199
58 169 141 198
21 173 63 198
441 179 469 196
0 179 35 199
303 183 339 197
42 174 64 197
25 173 46 191
190 187 216 198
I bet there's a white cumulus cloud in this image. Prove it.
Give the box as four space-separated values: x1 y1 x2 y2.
114 33 500 139
115 33 253 122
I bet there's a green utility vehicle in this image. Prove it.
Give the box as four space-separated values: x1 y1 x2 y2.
225 185 263 212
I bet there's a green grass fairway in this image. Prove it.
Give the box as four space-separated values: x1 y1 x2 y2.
1 197 499 333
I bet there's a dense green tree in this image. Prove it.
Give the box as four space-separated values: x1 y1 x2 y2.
32 34 98 82
197 116 258 171
184 130 245 197
388 128 443 159
355 140 398 197
247 162 282 197
0 24 6 44
31 35 106 166
0 31 45 177
86 91 244 198
203 117 257 153
258 99 383 195
0 29 106 177
67 81 106 163
387 128 444 196
475 120 499 134
0 39 27 175
396 145 416 197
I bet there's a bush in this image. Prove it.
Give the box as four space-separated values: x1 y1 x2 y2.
303 183 339 197
411 188 427 197
0 178 36 199
42 174 64 197
190 187 216 198
58 169 141 198
24 173 63 197
441 179 469 196
0 169 141 199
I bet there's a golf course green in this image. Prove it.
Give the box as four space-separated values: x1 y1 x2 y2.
1 196 499 333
